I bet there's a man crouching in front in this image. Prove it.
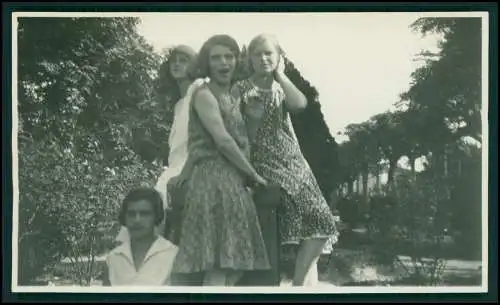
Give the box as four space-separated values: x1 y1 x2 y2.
102 187 178 286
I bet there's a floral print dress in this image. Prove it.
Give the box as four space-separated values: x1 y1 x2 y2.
234 79 339 254
170 83 271 274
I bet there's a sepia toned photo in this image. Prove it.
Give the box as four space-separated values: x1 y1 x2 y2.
11 11 489 294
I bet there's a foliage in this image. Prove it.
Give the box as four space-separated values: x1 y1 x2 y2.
18 17 169 165
337 194 365 229
335 19 483 269
406 17 482 143
338 17 482 190
366 175 452 286
17 139 68 284
447 143 482 260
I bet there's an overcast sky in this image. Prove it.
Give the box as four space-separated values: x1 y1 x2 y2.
137 12 441 144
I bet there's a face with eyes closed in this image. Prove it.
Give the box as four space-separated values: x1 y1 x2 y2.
208 44 237 85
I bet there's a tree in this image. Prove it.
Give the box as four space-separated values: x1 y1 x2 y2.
368 111 408 187
342 121 381 210
402 17 482 144
397 106 428 176
399 17 482 181
338 140 360 195
18 17 167 165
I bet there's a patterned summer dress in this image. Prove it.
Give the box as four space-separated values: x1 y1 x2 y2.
234 79 339 253
170 83 271 274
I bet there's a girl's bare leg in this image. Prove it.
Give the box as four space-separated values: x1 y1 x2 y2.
304 256 319 286
292 238 327 286
225 270 244 286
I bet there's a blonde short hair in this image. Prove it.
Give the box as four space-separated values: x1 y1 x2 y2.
246 33 285 75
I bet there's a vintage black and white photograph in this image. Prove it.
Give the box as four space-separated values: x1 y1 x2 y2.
11 11 489 293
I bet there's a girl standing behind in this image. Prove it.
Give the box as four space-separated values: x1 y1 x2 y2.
115 45 206 243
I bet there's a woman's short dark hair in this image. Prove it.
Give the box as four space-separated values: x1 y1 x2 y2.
194 34 241 79
118 187 164 226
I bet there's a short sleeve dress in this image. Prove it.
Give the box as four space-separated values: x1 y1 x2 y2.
235 79 339 249
170 83 271 274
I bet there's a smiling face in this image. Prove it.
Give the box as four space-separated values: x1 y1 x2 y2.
169 52 191 81
208 44 237 85
125 199 156 240
249 38 280 76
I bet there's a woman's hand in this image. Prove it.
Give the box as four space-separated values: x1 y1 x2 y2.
167 174 187 194
253 173 268 187
274 55 286 79
274 54 307 112
192 77 208 89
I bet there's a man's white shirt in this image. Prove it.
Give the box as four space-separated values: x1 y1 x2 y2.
106 236 178 286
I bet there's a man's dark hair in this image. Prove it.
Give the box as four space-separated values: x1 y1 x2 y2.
118 187 164 226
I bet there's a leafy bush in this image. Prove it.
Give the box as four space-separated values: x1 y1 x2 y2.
366 175 451 286
448 161 482 260
337 194 365 228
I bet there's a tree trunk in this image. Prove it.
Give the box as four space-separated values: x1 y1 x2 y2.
409 155 416 181
387 158 398 189
432 146 445 179
362 169 369 214
444 144 449 178
348 179 354 195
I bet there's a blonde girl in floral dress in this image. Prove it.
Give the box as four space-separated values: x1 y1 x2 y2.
234 34 339 286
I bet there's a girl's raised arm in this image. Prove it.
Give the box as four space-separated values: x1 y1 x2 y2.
275 56 307 113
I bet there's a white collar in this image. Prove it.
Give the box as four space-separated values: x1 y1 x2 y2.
113 236 176 265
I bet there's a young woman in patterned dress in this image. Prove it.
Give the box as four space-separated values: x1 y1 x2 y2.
235 34 339 286
168 35 271 286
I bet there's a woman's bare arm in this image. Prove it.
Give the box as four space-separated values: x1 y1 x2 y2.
193 88 264 184
275 72 307 113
